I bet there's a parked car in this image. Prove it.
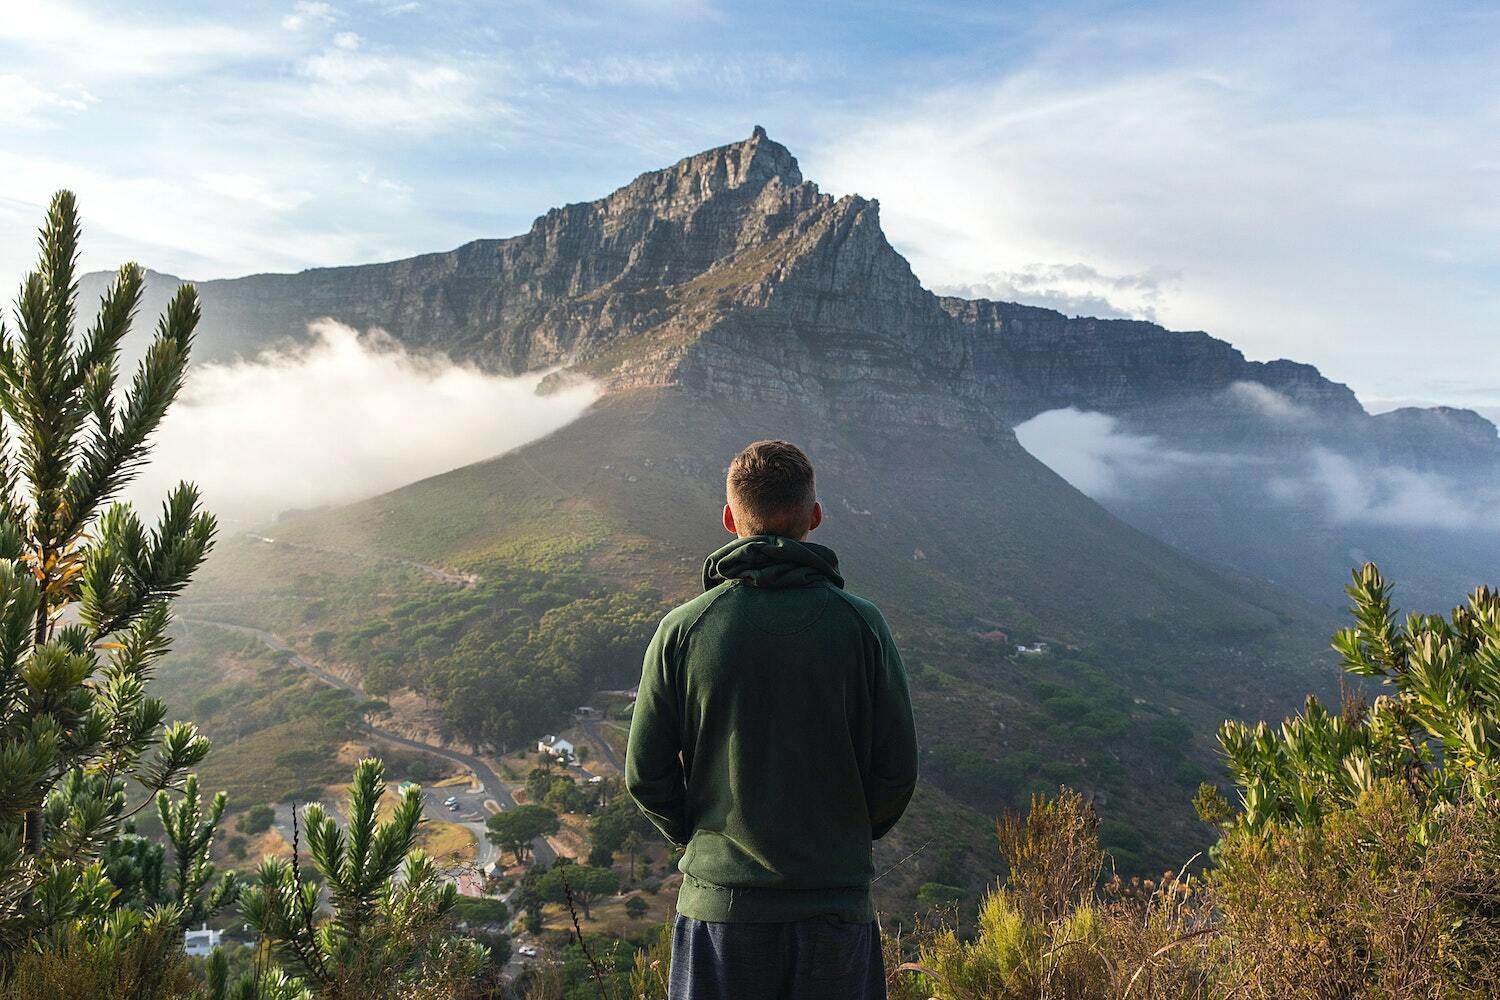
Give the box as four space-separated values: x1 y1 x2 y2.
444 795 458 806
518 945 538 958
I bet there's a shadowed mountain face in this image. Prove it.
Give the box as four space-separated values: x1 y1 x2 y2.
89 128 1499 610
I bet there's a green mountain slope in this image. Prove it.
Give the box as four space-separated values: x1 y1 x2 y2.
190 387 1332 890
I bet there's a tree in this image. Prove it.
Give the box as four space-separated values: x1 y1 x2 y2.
1217 563 1500 833
240 757 487 999
485 804 558 865
0 191 223 955
537 864 618 920
237 803 275 836
916 882 964 908
621 830 644 884
624 895 648 920
525 764 555 804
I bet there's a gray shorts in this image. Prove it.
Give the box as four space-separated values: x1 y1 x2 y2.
668 913 886 1000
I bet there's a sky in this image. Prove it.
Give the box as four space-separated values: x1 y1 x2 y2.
2 0 1498 413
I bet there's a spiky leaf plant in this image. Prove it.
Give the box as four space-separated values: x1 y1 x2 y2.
1218 562 1500 833
0 191 227 957
240 758 487 999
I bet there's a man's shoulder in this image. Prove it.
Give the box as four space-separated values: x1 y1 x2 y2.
827 586 894 641
657 582 736 636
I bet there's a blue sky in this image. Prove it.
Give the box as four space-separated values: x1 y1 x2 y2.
2 0 1498 413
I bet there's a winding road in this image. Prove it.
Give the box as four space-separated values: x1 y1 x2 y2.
183 618 554 868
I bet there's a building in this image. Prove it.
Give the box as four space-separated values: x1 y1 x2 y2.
537 735 575 759
1015 642 1049 655
183 925 221 957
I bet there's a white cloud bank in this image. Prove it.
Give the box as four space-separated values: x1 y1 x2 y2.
129 320 596 523
1269 449 1490 532
1012 407 1214 497
1016 406 1497 532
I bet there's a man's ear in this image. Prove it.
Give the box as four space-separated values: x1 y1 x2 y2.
807 500 823 534
722 504 737 535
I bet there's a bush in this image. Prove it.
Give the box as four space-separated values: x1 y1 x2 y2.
1211 783 1500 999
452 896 510 927
916 882 964 909
237 803 275 835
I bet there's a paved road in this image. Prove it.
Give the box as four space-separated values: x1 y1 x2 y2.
184 618 554 868
576 717 623 772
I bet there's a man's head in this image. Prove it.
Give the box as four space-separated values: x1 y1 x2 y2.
723 440 823 540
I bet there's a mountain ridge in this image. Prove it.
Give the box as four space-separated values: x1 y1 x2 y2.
86 127 1494 441
86 128 1500 607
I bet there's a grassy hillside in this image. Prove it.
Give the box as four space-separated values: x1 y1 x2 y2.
185 387 1338 900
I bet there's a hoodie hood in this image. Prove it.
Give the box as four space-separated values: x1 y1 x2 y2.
703 535 844 591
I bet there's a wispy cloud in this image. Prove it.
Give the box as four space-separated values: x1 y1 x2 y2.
1225 381 1314 422
1269 448 1494 531
0 75 97 125
935 262 1178 319
282 1 338 31
813 2 1500 408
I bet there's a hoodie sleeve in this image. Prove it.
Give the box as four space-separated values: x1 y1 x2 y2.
626 618 689 846
867 611 919 840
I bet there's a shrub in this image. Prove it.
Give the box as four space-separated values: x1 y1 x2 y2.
237 803 275 835
916 882 964 909
1210 782 1500 999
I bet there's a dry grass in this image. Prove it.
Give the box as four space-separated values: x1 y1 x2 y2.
538 879 680 938
417 820 477 866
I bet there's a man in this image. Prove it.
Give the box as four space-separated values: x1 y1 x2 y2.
627 440 919 999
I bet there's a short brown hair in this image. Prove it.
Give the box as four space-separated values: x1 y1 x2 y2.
726 440 816 538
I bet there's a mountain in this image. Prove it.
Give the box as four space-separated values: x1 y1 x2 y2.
947 300 1500 606
87 128 1499 612
161 129 1358 899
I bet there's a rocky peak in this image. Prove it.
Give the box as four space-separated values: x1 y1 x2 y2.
554 127 804 228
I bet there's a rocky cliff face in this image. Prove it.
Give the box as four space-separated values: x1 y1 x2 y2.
85 128 1500 606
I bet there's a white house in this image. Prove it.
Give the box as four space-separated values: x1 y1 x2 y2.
184 925 221 957
537 735 575 759
1015 642 1049 655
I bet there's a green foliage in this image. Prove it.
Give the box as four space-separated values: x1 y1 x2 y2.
330 569 662 751
450 895 508 926
627 922 671 1000
239 757 487 999
909 789 1214 1000
236 803 275 836
1219 563 1500 832
2 916 202 1000
624 895 648 920
1210 781 1500 998
537 864 618 920
0 191 228 960
485 804 559 864
916 882 965 908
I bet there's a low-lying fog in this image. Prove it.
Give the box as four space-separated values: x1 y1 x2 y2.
1013 404 1497 532
128 320 597 526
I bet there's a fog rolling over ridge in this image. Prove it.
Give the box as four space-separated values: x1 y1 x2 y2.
1015 394 1500 611
127 319 597 525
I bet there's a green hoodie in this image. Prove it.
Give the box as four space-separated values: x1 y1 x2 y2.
626 535 919 923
